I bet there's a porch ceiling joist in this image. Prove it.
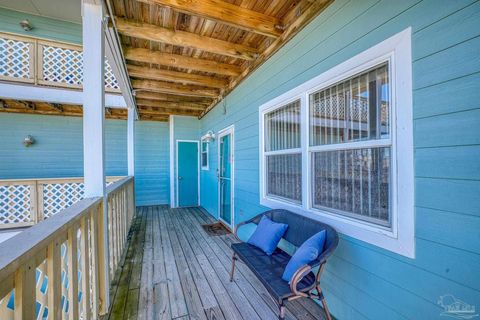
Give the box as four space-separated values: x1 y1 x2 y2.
134 91 213 105
132 79 219 98
0 99 128 120
138 106 201 117
135 0 283 38
127 65 228 89
135 99 207 110
123 47 241 77
115 17 259 60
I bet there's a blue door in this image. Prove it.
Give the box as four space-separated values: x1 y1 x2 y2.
177 141 199 207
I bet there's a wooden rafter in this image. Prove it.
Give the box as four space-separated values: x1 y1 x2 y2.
115 17 259 60
138 106 200 117
127 65 228 88
135 99 207 111
132 79 219 98
0 100 128 120
135 0 283 38
201 0 333 117
134 92 213 105
124 47 241 76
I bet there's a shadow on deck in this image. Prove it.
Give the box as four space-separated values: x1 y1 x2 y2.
106 206 327 320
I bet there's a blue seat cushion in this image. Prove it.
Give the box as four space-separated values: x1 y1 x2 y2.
231 242 316 303
247 215 288 255
282 230 326 283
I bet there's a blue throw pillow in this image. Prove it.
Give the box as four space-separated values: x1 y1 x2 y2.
247 215 288 255
282 230 326 283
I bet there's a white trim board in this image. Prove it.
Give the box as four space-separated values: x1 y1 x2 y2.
258 28 414 258
169 115 175 208
217 125 235 230
0 82 127 108
175 139 200 208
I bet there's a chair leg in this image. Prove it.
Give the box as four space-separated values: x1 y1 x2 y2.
229 253 237 282
317 286 332 320
278 303 286 320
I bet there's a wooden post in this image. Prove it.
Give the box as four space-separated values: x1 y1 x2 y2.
67 226 79 320
82 0 110 312
14 260 36 320
127 108 135 176
47 241 62 320
80 217 91 320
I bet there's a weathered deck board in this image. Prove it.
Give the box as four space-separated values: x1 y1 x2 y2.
107 206 326 320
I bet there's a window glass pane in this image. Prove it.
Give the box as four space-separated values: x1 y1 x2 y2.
312 147 391 226
265 100 301 151
201 153 207 167
309 63 389 146
201 141 207 152
266 153 302 203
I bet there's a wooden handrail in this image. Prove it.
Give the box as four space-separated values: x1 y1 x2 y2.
0 197 108 319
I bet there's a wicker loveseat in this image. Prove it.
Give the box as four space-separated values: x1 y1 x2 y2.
229 209 338 320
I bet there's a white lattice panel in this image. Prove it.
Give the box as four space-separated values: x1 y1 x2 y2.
42 45 83 86
0 185 32 224
105 60 119 90
0 37 31 79
42 182 85 218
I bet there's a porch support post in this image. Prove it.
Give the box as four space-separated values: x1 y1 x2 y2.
127 108 135 176
82 0 109 313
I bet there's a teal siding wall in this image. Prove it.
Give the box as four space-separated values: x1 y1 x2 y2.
172 116 200 206
0 7 81 44
199 0 480 319
0 113 170 206
134 120 170 206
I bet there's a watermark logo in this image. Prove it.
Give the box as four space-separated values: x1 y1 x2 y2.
438 294 478 319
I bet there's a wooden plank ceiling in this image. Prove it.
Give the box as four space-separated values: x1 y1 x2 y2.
111 0 332 121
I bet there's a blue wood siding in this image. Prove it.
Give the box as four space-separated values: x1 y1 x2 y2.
199 0 480 319
0 7 81 44
134 120 170 206
0 113 170 206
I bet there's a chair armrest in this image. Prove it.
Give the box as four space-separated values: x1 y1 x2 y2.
289 264 313 297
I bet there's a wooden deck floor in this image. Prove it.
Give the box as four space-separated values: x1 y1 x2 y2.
106 206 327 320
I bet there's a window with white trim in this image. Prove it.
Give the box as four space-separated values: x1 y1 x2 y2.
259 28 414 257
201 140 209 170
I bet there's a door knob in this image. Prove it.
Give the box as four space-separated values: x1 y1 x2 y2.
178 176 183 180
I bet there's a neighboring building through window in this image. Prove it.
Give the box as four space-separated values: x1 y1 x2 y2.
259 28 414 257
201 140 209 170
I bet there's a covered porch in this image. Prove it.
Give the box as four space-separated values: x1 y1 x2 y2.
107 206 326 320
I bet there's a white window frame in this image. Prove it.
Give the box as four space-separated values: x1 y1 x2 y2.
259 28 414 258
200 137 209 171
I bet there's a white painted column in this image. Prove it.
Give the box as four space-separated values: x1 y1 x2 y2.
127 108 135 176
82 0 106 198
82 0 110 311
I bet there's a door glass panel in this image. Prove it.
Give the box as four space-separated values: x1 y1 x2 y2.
219 132 232 226
220 178 231 224
220 134 231 179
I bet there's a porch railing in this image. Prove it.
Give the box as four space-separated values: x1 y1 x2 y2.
0 32 120 92
0 176 122 229
0 176 135 319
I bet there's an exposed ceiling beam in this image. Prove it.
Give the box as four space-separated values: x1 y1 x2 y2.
139 114 169 122
201 0 333 117
124 47 241 76
49 103 64 112
0 100 128 120
134 91 213 105
115 17 259 60
127 65 228 88
138 106 201 117
135 99 207 111
132 79 219 98
135 0 283 38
